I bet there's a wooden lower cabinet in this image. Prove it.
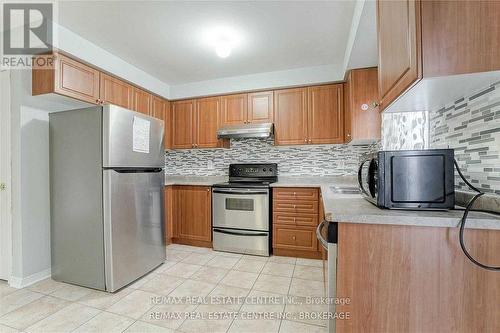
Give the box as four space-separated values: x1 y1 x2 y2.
336 223 500 332
170 185 212 247
272 187 321 259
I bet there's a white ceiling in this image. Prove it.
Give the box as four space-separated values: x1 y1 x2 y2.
56 1 360 86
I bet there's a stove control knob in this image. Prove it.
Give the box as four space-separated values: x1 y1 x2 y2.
269 168 273 172
263 168 266 172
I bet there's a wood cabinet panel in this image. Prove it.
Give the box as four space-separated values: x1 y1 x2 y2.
164 186 173 243
172 186 212 243
273 187 319 201
151 96 165 119
377 0 421 111
171 100 195 149
307 84 344 144
273 225 318 252
247 91 274 124
220 94 248 126
99 73 133 109
336 223 500 332
421 1 500 77
132 88 152 115
344 68 380 142
195 97 221 148
55 54 100 104
273 213 318 227
274 88 308 145
273 200 318 214
32 53 100 104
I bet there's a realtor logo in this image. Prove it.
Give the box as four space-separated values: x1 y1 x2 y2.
3 3 53 55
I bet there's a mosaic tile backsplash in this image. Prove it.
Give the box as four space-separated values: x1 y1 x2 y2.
381 111 429 150
165 138 377 176
430 82 500 194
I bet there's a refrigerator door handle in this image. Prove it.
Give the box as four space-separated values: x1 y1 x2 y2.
105 168 163 173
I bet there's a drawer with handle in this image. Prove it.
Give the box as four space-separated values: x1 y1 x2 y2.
273 200 318 214
273 187 318 201
273 212 318 227
273 225 318 251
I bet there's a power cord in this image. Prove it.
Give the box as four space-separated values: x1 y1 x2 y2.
454 159 500 271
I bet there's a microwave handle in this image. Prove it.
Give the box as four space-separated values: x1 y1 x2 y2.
358 159 370 197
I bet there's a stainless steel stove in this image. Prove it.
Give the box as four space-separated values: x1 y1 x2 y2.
212 163 277 256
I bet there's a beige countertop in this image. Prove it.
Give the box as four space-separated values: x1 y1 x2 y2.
320 186 500 230
165 174 500 230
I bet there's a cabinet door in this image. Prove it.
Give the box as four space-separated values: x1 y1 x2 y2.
173 186 212 242
171 100 195 149
377 0 421 111
132 88 152 115
151 96 165 119
220 94 248 126
53 53 100 104
165 186 174 243
345 68 380 142
307 84 344 144
195 97 220 148
273 225 318 252
163 100 171 149
274 88 308 145
99 73 133 109
247 91 274 124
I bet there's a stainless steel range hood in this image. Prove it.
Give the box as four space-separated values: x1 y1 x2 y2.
217 123 273 139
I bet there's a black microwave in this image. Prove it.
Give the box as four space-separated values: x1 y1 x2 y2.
358 149 455 210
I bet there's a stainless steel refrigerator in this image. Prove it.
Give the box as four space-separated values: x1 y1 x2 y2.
50 105 166 292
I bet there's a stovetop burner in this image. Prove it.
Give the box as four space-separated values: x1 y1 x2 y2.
213 163 278 188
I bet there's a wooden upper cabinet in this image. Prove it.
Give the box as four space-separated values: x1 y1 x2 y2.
344 68 380 143
195 97 221 148
152 96 171 149
307 84 343 144
151 96 165 119
173 186 212 243
132 88 152 115
274 88 308 145
32 53 100 104
421 1 500 77
220 94 248 126
99 73 133 109
377 0 500 111
377 0 421 111
171 100 195 149
247 91 274 124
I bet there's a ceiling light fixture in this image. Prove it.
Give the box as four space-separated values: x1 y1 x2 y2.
202 26 241 59
215 40 232 58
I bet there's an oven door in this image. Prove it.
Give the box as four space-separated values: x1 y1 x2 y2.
212 188 269 231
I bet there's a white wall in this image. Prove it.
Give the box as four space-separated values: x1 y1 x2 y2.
169 64 344 99
9 69 53 287
20 107 51 278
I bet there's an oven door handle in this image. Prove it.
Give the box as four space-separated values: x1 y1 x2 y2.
213 228 268 237
358 159 371 197
212 189 268 195
316 220 328 251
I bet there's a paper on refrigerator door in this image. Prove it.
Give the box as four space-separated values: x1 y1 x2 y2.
132 116 150 153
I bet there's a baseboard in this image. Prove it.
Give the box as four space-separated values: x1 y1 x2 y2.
9 268 51 289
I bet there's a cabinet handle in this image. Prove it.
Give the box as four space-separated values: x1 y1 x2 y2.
371 101 380 108
293 192 296 195
308 139 312 143
292 236 296 240
293 204 296 209
304 138 307 143
347 133 351 138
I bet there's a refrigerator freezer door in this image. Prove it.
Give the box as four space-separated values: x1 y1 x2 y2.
103 169 166 291
102 105 164 168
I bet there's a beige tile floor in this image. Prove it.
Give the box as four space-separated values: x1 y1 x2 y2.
0 244 328 333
